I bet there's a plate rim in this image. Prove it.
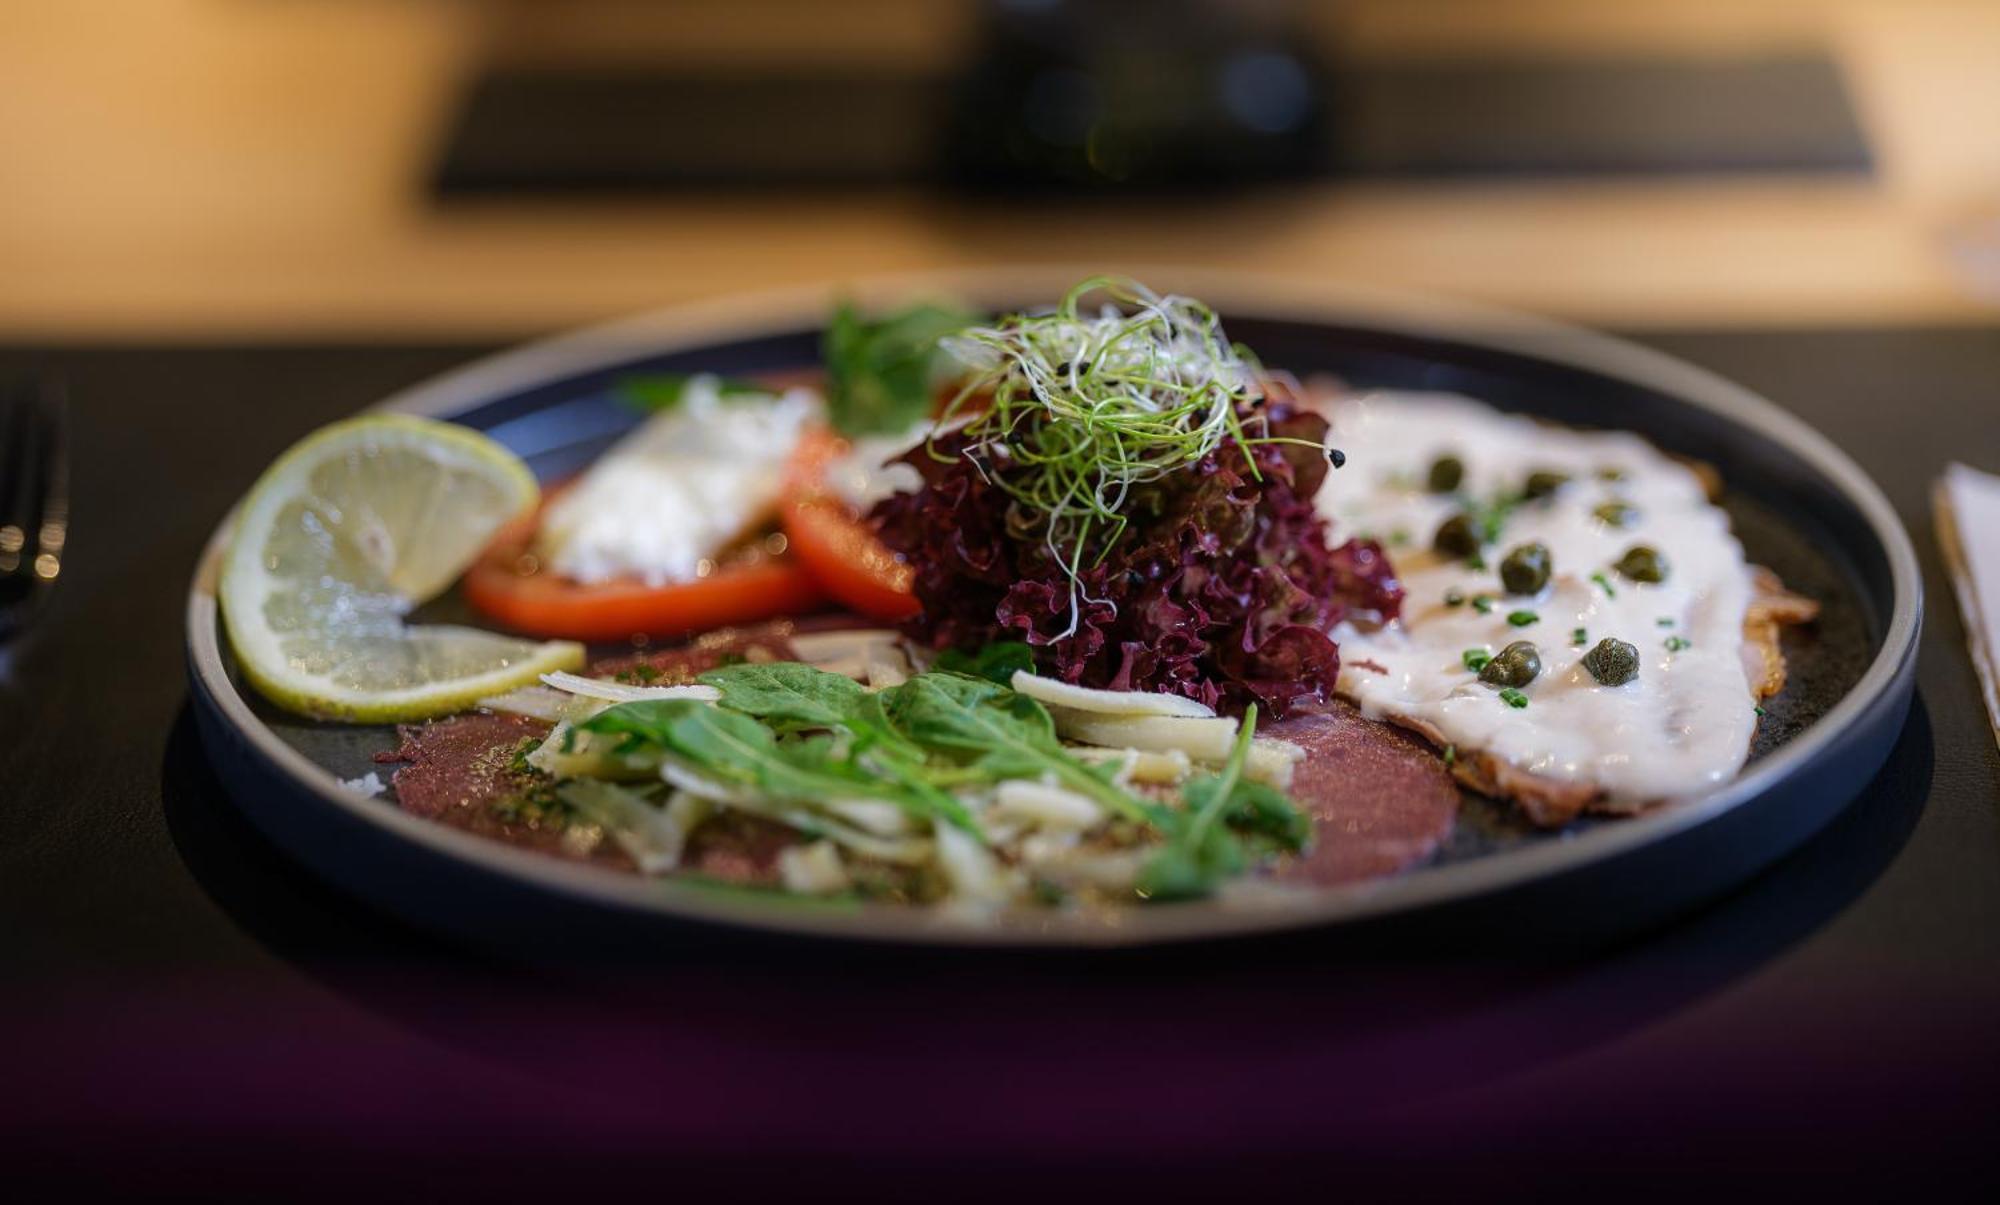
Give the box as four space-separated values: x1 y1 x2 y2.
183 267 1924 947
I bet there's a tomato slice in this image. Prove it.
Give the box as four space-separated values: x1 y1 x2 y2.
463 512 827 642
780 429 921 622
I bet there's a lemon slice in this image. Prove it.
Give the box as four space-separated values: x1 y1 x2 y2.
219 414 584 722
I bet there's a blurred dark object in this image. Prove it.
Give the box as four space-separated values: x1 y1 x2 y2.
940 0 1326 192
431 0 1869 197
1339 55 1869 178
0 378 67 644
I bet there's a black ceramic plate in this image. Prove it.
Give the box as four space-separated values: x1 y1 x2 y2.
185 270 1920 951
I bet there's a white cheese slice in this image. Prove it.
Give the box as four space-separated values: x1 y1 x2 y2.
1010 670 1216 718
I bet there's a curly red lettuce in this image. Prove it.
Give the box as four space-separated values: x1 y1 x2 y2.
869 399 1401 718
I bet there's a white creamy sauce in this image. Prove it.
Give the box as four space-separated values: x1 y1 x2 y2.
537 376 817 586
1312 391 1757 804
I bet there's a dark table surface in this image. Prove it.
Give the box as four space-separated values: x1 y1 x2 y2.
4 330 1998 1198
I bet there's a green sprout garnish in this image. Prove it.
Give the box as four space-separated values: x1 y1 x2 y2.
933 276 1325 637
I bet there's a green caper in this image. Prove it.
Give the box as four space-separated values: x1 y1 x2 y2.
1432 513 1480 559
1524 470 1571 499
1427 455 1465 493
1614 544 1669 584
1582 637 1640 686
1593 501 1638 528
1499 541 1552 595
1478 640 1542 688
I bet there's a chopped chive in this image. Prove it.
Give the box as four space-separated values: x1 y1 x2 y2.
1591 571 1618 599
1443 744 1457 766
1498 688 1529 709
1571 626 1588 646
1754 705 1766 716
1467 555 1488 571
1444 588 1467 608
1664 635 1692 652
1506 610 1539 627
1472 594 1495 614
1389 528 1412 548
1463 649 1493 672
1656 617 1675 628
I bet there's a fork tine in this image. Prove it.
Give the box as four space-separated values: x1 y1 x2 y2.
0 378 65 635
0 388 41 576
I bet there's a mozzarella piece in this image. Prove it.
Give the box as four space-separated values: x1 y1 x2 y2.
1311 390 1758 804
536 376 817 586
1010 670 1217 718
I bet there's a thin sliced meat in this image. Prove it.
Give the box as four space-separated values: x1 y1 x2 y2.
588 623 800 683
376 712 635 871
377 711 800 882
1264 703 1460 886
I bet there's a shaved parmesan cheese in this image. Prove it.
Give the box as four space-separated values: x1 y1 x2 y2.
529 721 659 782
1070 746 1192 785
541 671 721 704
478 685 581 722
790 628 902 664
991 779 1103 831
778 841 851 895
935 822 1015 910
557 780 688 874
1051 709 1241 761
1011 670 1216 718
1247 739 1305 790
826 798 913 836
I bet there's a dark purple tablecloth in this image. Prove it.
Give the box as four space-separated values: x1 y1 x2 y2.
3 332 1996 1197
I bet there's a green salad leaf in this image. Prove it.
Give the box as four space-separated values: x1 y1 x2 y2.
930 640 1036 685
613 373 770 414
823 299 976 436
878 672 1162 825
578 663 1310 904
1136 705 1310 901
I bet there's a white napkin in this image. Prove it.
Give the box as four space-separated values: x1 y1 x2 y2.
1935 463 2000 751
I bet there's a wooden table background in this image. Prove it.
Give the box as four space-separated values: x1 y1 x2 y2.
6 0 2000 339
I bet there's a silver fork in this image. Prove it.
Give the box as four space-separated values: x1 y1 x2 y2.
0 379 68 641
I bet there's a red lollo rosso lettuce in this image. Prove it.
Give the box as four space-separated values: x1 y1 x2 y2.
870 398 1401 718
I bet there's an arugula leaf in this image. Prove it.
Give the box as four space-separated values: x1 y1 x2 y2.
879 672 1161 825
698 661 869 732
931 641 1036 686
614 373 768 414
1135 705 1310 902
581 698 872 800
823 300 976 436
602 682 980 836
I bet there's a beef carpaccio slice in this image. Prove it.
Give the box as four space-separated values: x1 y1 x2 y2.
1264 703 1461 886
377 626 811 881
374 711 642 869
